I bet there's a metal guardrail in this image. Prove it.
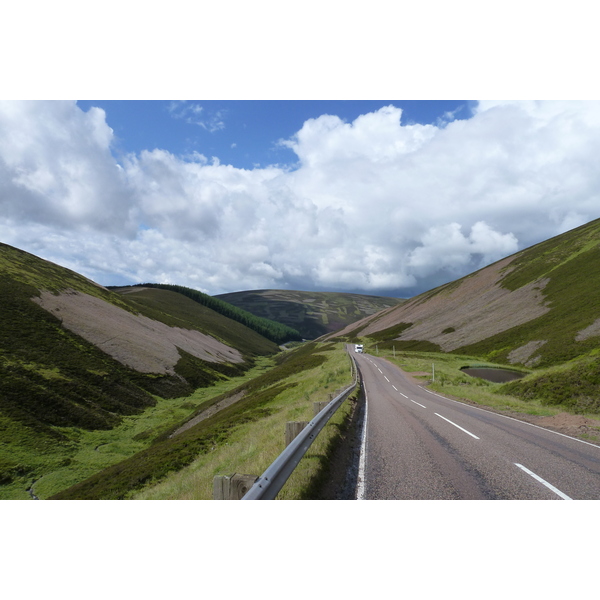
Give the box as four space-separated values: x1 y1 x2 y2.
241 352 359 500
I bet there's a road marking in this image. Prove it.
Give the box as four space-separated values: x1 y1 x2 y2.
435 413 480 439
410 399 427 408
392 385 398 391
377 368 382 373
423 387 600 449
356 389 369 500
399 392 408 398
384 376 390 382
514 463 573 500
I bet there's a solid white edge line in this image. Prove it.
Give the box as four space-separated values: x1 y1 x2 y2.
356 387 369 500
434 413 480 439
514 463 573 500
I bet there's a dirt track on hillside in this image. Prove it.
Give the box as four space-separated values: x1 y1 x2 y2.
170 391 247 438
34 290 243 374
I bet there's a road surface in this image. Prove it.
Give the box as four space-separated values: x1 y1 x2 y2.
353 350 600 499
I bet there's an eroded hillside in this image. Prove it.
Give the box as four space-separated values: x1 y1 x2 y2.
0 243 280 497
34 289 244 375
330 218 600 369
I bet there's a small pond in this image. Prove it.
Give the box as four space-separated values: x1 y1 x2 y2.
460 367 526 383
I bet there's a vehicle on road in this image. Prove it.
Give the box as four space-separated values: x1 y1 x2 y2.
354 344 364 353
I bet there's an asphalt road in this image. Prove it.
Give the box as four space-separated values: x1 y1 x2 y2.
353 350 600 500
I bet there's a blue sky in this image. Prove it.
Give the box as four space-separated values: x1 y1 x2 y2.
2 100 600 297
2 4 600 298
76 100 472 170
4 0 596 582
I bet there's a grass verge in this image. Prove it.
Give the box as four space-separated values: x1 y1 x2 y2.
51 343 356 500
133 343 357 500
371 348 600 429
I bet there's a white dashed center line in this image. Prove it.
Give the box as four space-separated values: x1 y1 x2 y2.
514 463 572 500
435 413 480 439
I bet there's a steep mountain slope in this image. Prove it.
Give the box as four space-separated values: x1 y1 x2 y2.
0 243 279 430
215 289 404 339
0 243 280 492
330 218 600 369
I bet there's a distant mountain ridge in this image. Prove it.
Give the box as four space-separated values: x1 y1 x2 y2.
215 289 404 339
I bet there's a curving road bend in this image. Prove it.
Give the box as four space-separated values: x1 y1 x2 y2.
353 349 600 500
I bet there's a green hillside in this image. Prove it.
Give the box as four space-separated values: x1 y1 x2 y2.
50 341 338 500
0 243 280 497
215 289 404 339
119 283 302 344
456 218 600 367
333 218 600 414
111 286 280 357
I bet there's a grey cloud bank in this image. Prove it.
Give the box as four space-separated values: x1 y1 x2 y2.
1 100 599 298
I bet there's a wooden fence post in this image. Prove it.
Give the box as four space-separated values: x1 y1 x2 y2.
213 473 258 499
285 421 309 446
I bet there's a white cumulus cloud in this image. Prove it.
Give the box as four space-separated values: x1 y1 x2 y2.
1 100 600 297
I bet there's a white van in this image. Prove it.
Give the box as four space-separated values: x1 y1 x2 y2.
354 344 364 353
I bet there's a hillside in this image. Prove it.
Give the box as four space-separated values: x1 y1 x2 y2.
215 289 404 339
329 218 600 412
0 243 280 496
330 217 600 365
116 283 302 344
49 340 350 500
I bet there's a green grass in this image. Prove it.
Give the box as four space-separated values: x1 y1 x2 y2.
132 343 356 500
49 342 356 500
0 356 277 499
500 354 600 413
370 348 600 421
0 243 287 498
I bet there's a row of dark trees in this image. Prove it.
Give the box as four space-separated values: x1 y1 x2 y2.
133 283 302 345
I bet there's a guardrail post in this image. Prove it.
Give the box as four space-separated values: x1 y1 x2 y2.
285 421 309 446
213 473 258 499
